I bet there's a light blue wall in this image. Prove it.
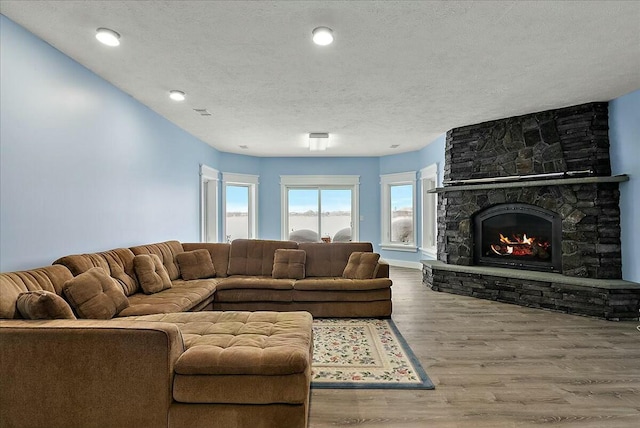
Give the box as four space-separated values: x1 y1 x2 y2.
258 157 381 244
0 15 220 271
609 89 640 282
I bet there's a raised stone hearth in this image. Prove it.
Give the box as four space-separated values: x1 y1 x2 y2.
422 261 640 320
423 102 640 320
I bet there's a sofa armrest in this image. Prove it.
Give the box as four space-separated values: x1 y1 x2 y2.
376 259 390 278
0 320 184 428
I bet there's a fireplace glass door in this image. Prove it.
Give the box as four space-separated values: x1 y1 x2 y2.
473 203 562 272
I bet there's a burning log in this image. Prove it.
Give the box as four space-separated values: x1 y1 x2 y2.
488 233 550 259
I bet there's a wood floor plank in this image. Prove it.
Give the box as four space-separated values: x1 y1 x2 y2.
308 267 640 427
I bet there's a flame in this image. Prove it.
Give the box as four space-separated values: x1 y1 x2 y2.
490 232 551 258
499 233 536 245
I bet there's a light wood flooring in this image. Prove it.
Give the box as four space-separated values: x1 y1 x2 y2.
308 267 640 428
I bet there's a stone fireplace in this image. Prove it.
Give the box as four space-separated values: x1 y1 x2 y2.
422 102 640 320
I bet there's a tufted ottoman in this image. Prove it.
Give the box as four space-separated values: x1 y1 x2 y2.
128 311 313 428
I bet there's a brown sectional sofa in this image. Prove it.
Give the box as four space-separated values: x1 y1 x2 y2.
51 239 392 318
0 239 391 428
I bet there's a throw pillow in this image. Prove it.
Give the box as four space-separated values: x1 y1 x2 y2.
175 249 216 280
133 254 172 294
342 252 381 279
272 249 306 279
62 267 129 319
16 290 77 320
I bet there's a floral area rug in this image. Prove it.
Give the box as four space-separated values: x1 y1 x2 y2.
311 318 434 389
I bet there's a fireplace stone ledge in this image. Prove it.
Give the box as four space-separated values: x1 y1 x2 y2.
422 260 640 320
429 174 629 194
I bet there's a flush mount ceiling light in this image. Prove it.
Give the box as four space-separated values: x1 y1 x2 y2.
312 27 334 46
95 28 120 46
309 133 329 151
169 90 186 101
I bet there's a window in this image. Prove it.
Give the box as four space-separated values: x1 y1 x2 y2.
222 173 258 242
381 171 416 251
280 175 359 242
420 163 439 258
200 165 219 242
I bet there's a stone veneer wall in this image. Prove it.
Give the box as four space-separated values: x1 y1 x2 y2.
444 102 611 181
438 102 623 279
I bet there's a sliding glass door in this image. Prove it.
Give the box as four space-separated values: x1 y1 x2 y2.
286 187 353 242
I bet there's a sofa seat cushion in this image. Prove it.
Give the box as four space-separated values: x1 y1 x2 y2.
293 287 391 302
117 278 219 316
214 277 295 303
216 276 295 291
129 311 313 404
293 277 392 291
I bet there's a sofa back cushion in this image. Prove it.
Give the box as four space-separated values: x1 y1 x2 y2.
129 240 184 281
53 248 139 296
298 242 374 277
342 252 381 279
133 254 172 294
16 290 77 320
228 239 298 276
272 249 306 279
176 249 216 280
182 243 231 278
63 267 130 319
0 265 73 319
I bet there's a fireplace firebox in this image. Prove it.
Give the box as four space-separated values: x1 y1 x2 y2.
473 203 562 272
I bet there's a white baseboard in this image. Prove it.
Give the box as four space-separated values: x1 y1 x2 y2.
385 259 422 270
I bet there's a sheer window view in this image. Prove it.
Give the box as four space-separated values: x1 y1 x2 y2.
225 185 249 241
390 184 414 243
287 188 352 242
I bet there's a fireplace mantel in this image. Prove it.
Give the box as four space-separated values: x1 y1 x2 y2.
429 174 628 193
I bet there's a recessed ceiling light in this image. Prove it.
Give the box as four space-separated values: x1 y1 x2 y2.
95 28 120 47
312 27 334 46
169 90 186 101
309 133 329 151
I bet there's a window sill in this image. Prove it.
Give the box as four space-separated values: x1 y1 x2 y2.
379 244 418 252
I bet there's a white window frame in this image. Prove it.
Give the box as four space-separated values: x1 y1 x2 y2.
200 164 219 242
222 172 259 242
420 163 439 258
380 171 417 252
280 175 360 242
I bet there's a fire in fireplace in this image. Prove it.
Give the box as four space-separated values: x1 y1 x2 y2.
473 203 562 272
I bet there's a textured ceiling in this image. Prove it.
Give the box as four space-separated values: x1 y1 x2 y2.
1 1 639 157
